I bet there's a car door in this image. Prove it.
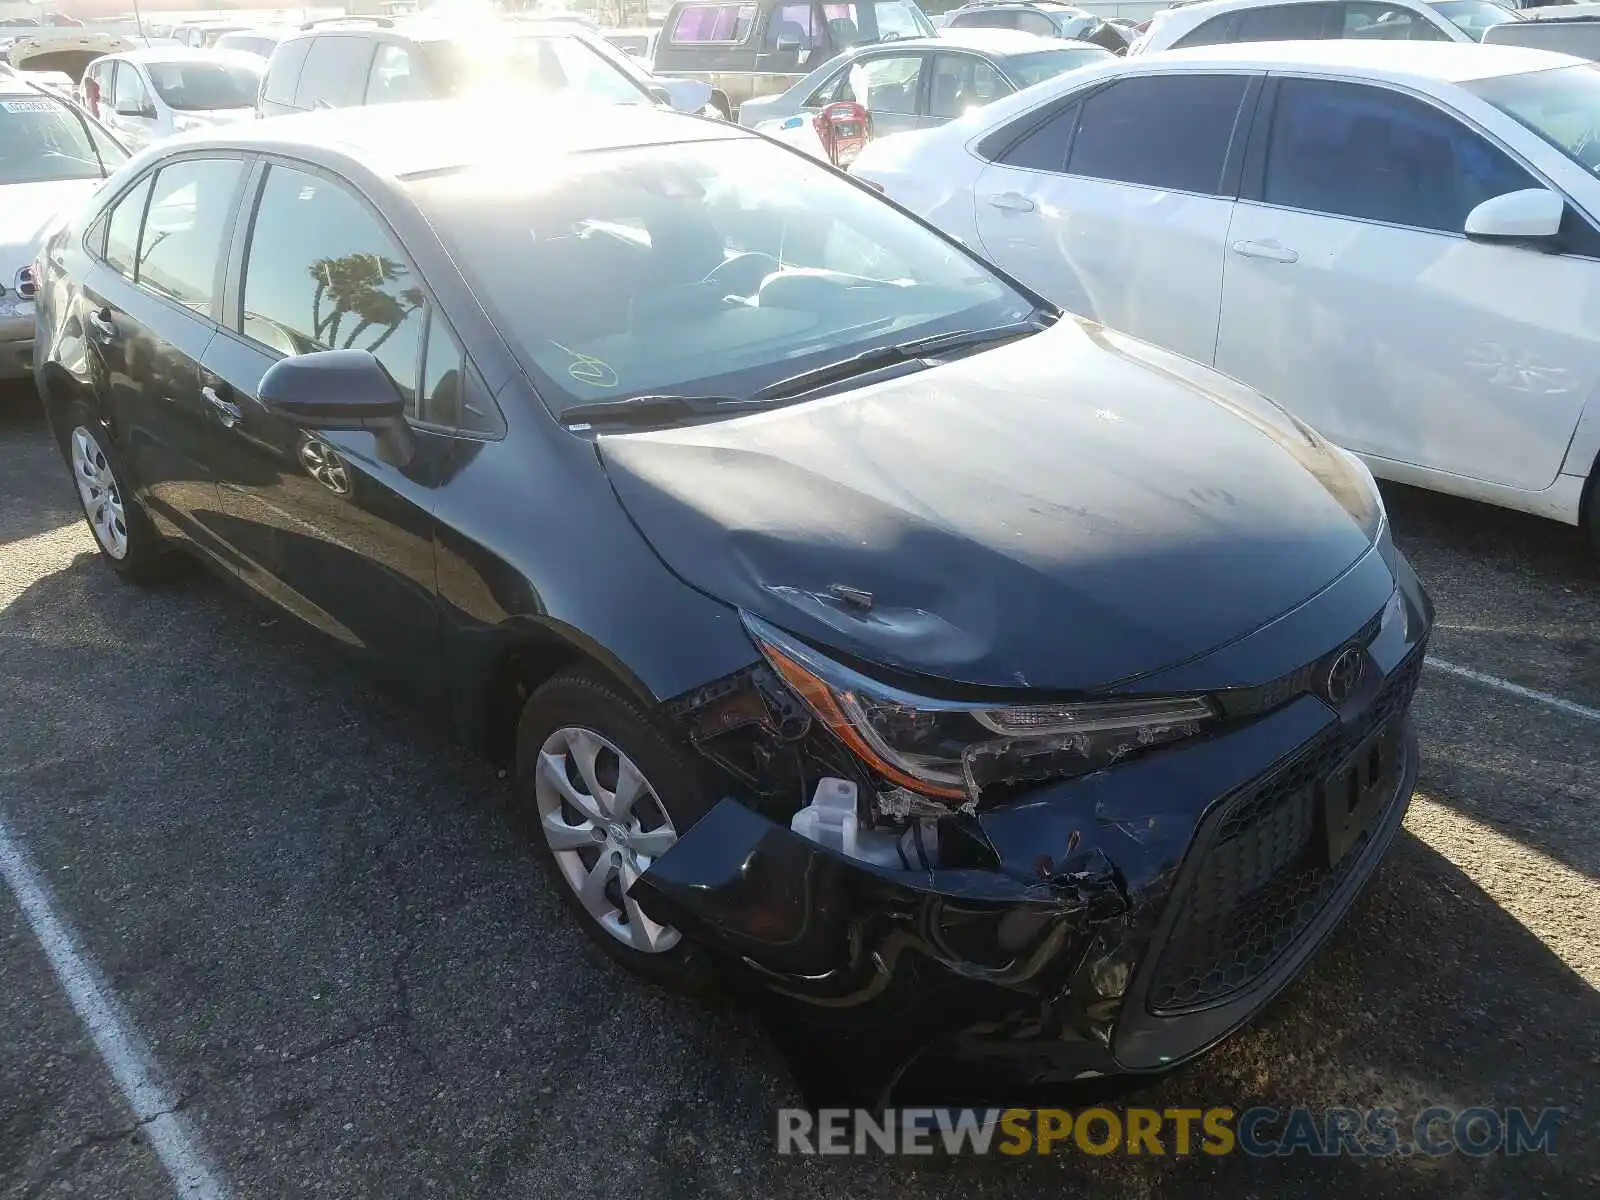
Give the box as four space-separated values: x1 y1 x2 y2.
832 49 929 135
926 50 1011 128
103 60 158 149
1215 75 1597 491
972 71 1257 365
199 159 448 686
77 156 248 564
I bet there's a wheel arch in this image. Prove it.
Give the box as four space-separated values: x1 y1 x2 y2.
473 617 670 764
36 364 96 453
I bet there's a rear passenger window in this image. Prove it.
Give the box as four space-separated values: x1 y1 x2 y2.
997 101 1082 172
1263 78 1538 232
1171 15 1238 48
293 35 376 109
261 36 311 106
1235 3 1334 39
103 176 151 279
669 3 758 42
1068 74 1249 194
136 158 245 314
239 165 425 406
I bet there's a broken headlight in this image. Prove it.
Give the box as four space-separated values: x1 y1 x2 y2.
744 613 1216 804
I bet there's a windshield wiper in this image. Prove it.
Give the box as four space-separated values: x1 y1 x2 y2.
557 393 769 428
752 317 1048 403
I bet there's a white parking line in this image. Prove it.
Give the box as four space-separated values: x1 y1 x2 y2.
1426 657 1600 723
0 812 232 1200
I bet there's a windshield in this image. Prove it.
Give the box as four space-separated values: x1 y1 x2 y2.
415 137 1032 415
145 61 262 110
0 94 124 185
1004 46 1112 89
1429 0 1521 40
1465 62 1600 172
420 34 651 104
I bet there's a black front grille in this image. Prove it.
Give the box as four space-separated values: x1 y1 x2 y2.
1146 647 1425 1014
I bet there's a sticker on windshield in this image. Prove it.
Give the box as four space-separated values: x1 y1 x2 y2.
1 98 63 113
550 341 618 389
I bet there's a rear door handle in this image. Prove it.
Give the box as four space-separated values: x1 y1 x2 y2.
86 308 116 341
986 191 1037 213
1231 239 1299 264
202 384 242 429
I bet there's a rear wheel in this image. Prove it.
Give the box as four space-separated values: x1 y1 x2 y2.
515 668 716 987
61 402 174 583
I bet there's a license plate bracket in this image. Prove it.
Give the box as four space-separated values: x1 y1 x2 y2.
1318 719 1401 868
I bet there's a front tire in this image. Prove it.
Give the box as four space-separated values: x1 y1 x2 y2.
60 402 173 583
515 668 717 988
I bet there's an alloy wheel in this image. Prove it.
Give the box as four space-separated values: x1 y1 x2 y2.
70 425 128 560
533 726 682 954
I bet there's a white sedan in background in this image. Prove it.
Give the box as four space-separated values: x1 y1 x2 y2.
79 47 262 150
853 40 1600 547
0 75 126 379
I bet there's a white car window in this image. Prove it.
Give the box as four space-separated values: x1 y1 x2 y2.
1262 77 1538 232
928 53 1006 119
837 53 923 113
1236 3 1334 40
1068 74 1250 194
1343 2 1454 40
111 62 152 113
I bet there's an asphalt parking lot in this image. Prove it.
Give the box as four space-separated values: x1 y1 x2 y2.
0 382 1596 1200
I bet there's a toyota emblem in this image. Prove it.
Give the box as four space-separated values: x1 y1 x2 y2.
1323 646 1365 706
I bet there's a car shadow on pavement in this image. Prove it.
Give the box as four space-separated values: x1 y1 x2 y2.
0 549 1595 1199
1377 481 1600 882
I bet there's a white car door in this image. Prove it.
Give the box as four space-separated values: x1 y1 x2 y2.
105 60 159 150
969 71 1255 366
1214 75 1597 493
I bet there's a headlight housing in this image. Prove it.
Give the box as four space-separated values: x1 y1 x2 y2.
744 613 1216 805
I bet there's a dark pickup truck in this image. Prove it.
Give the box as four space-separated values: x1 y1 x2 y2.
651 0 935 116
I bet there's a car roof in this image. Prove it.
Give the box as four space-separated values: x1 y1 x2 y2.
1147 38 1583 81
932 27 1099 52
101 46 266 67
175 98 752 179
953 1 1089 10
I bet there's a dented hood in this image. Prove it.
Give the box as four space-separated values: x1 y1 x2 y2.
598 319 1382 692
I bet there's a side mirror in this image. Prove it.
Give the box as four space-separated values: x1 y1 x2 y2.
1465 188 1565 249
774 35 802 52
647 83 673 106
115 103 152 118
258 349 416 466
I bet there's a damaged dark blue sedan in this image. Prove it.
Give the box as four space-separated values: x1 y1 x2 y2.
34 101 1431 1106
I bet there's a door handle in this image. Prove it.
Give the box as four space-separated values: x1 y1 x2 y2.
1231 239 1299 264
202 384 242 429
86 308 116 341
986 191 1037 213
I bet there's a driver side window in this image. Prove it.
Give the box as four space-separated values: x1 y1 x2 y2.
111 62 150 114
1263 78 1538 233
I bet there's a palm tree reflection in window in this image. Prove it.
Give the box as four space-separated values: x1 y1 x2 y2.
309 252 425 358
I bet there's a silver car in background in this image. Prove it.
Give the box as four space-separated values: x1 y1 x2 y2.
738 28 1113 137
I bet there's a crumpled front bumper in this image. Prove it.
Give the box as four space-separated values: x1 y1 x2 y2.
633 550 1432 1105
